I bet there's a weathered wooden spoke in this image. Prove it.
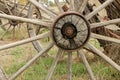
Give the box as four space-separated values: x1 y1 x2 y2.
28 0 57 18
78 50 95 80
86 0 114 20
17 2 29 16
69 0 75 11
68 52 72 80
0 14 51 28
91 33 120 44
87 43 120 71
78 0 88 13
0 22 9 31
9 42 54 80
54 0 63 13
0 24 11 39
4 0 13 15
27 2 45 53
0 1 32 43
46 49 63 80
0 32 50 51
0 66 8 80
90 18 120 28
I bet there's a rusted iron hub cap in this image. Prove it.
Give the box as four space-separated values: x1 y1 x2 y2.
61 22 77 39
52 12 90 51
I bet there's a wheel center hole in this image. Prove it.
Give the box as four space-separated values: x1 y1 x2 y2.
9 20 19 26
61 22 77 39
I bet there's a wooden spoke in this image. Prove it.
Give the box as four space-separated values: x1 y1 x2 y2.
27 28 42 52
46 49 63 80
0 66 8 80
91 33 120 44
17 2 29 16
86 0 114 20
28 0 57 18
87 43 120 71
90 18 120 28
41 15 52 21
0 22 9 31
0 24 11 39
12 26 15 37
4 0 13 15
70 0 75 11
14 0 17 16
9 43 54 80
18 24 25 38
0 14 52 28
27 2 43 53
54 0 63 13
68 52 72 80
0 32 50 51
74 0 83 11
78 0 88 13
78 50 95 80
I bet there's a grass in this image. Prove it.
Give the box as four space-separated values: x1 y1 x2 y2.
3 54 120 80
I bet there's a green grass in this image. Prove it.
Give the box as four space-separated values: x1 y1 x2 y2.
5 61 26 76
4 56 120 80
10 46 25 58
0 28 11 39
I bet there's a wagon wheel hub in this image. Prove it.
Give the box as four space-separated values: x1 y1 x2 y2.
61 22 77 39
52 12 90 51
9 20 19 26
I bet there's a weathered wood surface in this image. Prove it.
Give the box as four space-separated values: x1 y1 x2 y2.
74 0 83 11
29 0 57 18
0 0 27 16
0 66 8 80
87 43 120 72
78 50 95 80
91 33 120 44
0 14 51 27
86 0 114 20
0 32 50 50
98 0 120 27
98 0 120 65
91 18 120 28
0 0 10 14
53 13 89 50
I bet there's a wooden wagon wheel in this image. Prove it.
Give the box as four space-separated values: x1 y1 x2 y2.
0 0 120 80
0 0 29 40
27 0 45 54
